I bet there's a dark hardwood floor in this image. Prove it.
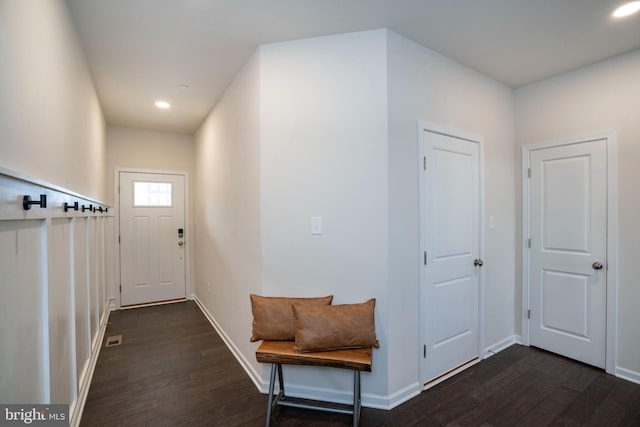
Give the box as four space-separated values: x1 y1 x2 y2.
80 302 640 426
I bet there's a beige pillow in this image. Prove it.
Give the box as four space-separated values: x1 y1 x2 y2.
250 294 333 342
293 299 379 352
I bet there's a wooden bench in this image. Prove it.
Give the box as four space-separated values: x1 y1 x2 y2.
256 340 372 427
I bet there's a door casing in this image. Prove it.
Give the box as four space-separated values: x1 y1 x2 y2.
521 132 618 375
113 167 191 309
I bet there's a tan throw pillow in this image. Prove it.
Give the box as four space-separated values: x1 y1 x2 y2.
293 299 379 352
250 294 333 342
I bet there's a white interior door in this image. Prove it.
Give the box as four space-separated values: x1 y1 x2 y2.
119 172 186 306
421 130 481 385
528 140 607 368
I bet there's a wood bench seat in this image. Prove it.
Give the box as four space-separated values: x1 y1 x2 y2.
256 341 373 427
256 340 372 371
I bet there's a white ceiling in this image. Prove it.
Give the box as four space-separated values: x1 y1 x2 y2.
66 0 640 134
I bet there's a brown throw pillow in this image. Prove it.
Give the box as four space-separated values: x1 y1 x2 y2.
250 294 333 342
293 298 379 352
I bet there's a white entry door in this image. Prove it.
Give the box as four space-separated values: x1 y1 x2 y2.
528 140 607 368
119 172 186 306
421 130 481 385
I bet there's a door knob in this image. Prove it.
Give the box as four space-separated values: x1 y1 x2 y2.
474 259 484 267
592 261 603 270
178 241 184 246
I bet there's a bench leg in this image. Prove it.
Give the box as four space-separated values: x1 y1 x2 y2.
277 363 285 397
266 363 362 427
265 364 277 427
265 364 286 427
353 370 361 427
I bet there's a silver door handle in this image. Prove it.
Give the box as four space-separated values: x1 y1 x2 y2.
592 262 603 270
474 259 483 267
178 241 184 246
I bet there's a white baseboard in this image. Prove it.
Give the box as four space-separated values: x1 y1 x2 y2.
194 295 410 410
254 372 416 411
483 334 522 358
193 295 263 390
70 307 112 427
383 382 422 410
616 366 640 385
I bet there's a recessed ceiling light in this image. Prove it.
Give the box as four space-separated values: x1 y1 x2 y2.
155 100 171 109
613 1 640 17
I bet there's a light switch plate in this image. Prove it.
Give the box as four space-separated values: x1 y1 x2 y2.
311 217 322 235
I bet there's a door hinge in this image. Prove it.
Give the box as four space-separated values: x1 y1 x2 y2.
119 285 122 293
423 156 427 171
528 168 531 178
424 251 427 265
527 238 531 248
118 235 121 244
527 309 531 319
423 344 427 358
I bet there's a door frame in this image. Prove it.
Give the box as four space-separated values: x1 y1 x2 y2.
418 120 486 387
521 131 618 375
113 167 191 309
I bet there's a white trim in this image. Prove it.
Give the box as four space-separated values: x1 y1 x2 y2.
423 358 481 390
40 221 51 404
615 367 640 386
193 295 263 390
521 145 531 345
70 307 111 427
417 120 485 385
114 167 191 310
383 382 422 410
0 171 112 426
119 298 187 310
484 335 522 358
260 381 416 411
0 166 107 206
521 131 618 375
605 135 618 376
194 295 408 410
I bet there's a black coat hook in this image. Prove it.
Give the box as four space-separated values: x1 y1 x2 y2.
82 204 92 212
64 201 79 212
23 194 47 210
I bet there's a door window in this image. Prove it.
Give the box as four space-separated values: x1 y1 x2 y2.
133 181 172 207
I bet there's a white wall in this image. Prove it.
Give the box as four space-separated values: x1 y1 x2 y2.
0 2 109 422
386 31 516 398
106 126 194 205
515 49 640 382
106 125 195 309
0 0 106 201
0 172 112 424
193 51 262 375
259 30 390 401
194 28 518 409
